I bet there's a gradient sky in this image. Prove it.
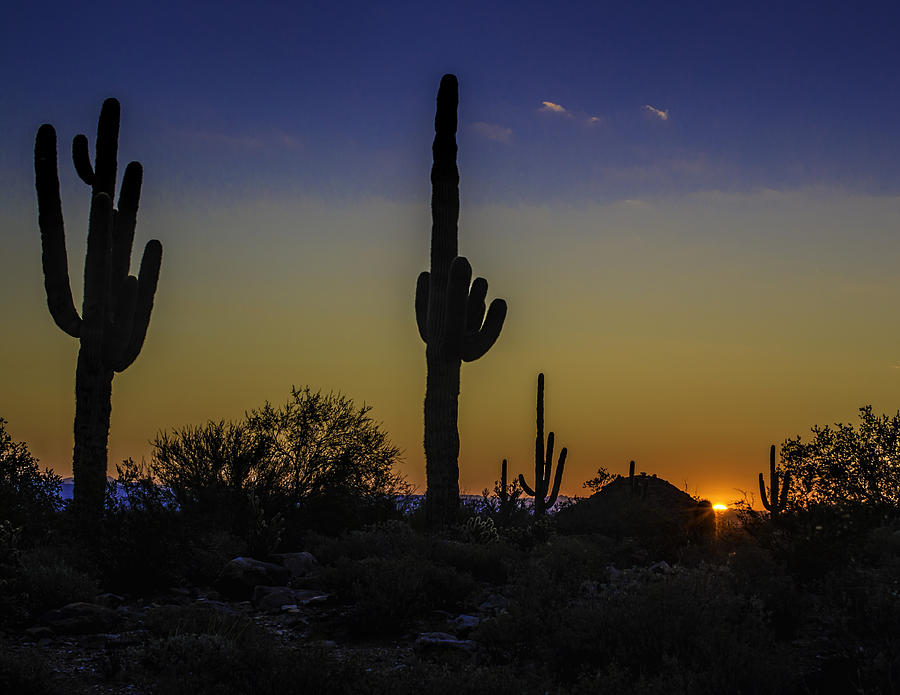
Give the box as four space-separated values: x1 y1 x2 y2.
3 1 900 506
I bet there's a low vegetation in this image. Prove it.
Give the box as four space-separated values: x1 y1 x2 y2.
1 407 899 694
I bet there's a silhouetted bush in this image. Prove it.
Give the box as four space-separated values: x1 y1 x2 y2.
781 405 900 508
146 386 406 540
324 552 477 637
16 546 98 615
475 563 798 692
0 640 58 695
0 418 61 539
133 603 368 695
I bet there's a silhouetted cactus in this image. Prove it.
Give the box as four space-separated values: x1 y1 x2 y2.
759 444 790 516
519 373 567 516
415 75 507 526
628 460 648 500
34 98 162 519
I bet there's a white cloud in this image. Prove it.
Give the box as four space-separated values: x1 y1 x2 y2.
540 101 567 114
644 104 669 121
586 115 604 126
472 121 513 144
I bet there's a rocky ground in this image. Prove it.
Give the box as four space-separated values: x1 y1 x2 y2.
5 552 505 694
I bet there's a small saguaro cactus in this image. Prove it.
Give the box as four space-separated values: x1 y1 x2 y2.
415 74 507 527
519 373 567 516
499 458 509 508
759 444 790 516
34 98 162 519
629 460 648 500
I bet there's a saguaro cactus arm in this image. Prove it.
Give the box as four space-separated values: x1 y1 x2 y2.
35 125 82 338
113 239 162 371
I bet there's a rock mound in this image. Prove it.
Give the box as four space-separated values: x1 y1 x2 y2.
557 473 714 542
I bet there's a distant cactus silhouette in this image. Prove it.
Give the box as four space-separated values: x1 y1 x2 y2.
415 75 507 526
34 98 162 519
499 458 509 508
759 444 790 515
519 373 567 516
629 460 648 499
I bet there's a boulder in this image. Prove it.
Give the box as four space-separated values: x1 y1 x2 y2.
450 614 480 637
215 557 291 600
268 551 320 578
415 631 477 653
38 602 119 635
251 585 330 613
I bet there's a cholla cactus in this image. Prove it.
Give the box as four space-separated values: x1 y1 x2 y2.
34 99 162 519
463 515 499 544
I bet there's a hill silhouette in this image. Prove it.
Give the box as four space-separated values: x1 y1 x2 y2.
557 472 714 542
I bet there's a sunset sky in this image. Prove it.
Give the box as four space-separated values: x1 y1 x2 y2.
2 1 900 507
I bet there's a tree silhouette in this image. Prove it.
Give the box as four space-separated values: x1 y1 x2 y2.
34 98 162 520
780 406 900 508
415 75 507 526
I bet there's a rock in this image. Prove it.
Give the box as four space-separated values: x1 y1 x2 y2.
415 631 477 653
39 602 119 635
268 551 320 578
649 560 674 574
24 626 55 640
251 585 330 613
477 594 508 613
93 593 126 608
216 557 291 600
450 614 480 636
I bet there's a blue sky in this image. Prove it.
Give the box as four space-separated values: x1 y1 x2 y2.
3 1 900 504
4 1 899 202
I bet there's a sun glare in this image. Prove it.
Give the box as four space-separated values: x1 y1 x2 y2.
713 504 728 512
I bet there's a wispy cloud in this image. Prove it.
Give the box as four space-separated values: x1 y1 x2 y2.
586 115 604 127
472 121 513 144
644 104 669 121
540 101 568 114
175 128 303 150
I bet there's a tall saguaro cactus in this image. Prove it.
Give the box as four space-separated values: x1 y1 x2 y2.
415 75 507 526
34 98 162 519
759 444 790 516
519 373 567 517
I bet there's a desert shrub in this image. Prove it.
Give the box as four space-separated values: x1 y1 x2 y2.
0 641 60 695
135 603 367 695
429 538 513 584
323 553 477 637
0 521 25 627
148 420 264 528
781 405 900 508
16 546 98 615
475 565 799 692
474 476 531 529
371 662 554 694
302 519 425 565
0 418 61 539
582 465 613 495
146 386 406 539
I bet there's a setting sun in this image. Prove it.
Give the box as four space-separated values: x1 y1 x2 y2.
713 504 728 512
